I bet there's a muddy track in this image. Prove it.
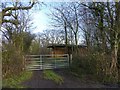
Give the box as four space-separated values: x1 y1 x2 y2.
21 69 118 88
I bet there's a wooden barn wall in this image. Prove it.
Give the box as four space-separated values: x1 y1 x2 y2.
50 47 87 56
51 48 67 55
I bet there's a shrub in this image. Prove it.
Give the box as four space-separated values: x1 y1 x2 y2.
2 44 25 78
70 53 97 75
70 51 118 84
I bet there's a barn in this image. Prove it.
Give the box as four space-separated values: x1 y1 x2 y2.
47 44 87 56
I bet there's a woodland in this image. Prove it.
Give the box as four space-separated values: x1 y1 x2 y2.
1 1 120 88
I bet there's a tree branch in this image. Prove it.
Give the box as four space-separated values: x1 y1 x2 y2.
2 2 35 13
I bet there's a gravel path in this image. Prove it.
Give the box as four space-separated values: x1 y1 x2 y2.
21 69 118 88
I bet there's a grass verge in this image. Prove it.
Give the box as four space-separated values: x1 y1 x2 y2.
2 71 33 88
43 70 64 85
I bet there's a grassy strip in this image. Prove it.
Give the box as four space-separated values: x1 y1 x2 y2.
3 71 33 88
43 70 64 85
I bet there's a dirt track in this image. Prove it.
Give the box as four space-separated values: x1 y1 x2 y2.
22 69 118 88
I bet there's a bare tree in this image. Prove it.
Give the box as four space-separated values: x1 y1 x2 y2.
1 1 37 24
81 2 120 82
50 3 83 46
50 4 69 45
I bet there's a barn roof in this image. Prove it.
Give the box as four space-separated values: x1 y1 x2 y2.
47 44 87 48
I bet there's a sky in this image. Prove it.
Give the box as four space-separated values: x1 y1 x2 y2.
1 1 115 34
27 0 114 34
1 1 115 43
31 2 71 33
31 6 50 33
31 2 58 33
30 2 84 44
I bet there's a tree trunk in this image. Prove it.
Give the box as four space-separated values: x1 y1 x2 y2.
64 22 68 45
64 21 68 54
110 2 120 82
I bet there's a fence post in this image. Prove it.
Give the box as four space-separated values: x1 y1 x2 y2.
67 54 69 67
40 55 43 70
55 55 56 68
70 54 72 64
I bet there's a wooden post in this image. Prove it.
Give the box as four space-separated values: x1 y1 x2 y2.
40 55 43 70
67 54 69 67
55 56 56 68
70 54 72 64
68 54 72 65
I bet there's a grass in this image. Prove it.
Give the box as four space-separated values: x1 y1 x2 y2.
43 70 64 85
2 71 33 88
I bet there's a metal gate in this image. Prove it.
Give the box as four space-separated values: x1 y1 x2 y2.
25 54 69 70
